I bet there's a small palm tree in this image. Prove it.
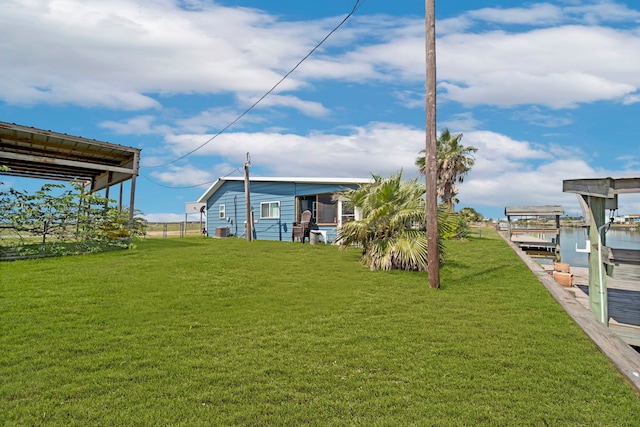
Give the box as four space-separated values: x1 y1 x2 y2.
416 129 477 210
335 172 457 272
120 206 148 238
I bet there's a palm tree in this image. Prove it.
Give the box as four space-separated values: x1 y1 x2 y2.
120 206 148 238
335 172 457 271
416 128 477 210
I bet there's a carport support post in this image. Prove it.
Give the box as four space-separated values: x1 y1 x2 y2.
128 174 137 235
586 195 608 325
119 182 123 212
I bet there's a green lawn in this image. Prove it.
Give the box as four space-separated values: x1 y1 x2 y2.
1 229 639 425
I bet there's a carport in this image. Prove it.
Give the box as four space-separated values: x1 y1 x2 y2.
0 121 141 226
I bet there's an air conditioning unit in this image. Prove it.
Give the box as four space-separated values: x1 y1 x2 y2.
215 227 229 238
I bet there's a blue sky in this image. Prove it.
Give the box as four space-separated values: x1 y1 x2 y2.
2 0 640 220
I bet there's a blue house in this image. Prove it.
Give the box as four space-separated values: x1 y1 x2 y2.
196 177 372 242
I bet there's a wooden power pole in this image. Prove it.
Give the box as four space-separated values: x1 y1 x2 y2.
244 152 252 242
425 0 440 288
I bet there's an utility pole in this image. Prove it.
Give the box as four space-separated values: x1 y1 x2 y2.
425 0 440 288
244 152 252 241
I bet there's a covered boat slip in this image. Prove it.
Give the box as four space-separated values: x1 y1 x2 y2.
563 177 640 347
504 205 564 259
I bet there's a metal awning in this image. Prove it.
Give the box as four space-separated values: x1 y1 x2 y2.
0 121 140 192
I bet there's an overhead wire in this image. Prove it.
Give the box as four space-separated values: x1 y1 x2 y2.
141 166 242 189
146 0 366 169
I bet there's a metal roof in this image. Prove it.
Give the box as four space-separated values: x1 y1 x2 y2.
197 176 373 203
0 121 140 191
504 205 565 216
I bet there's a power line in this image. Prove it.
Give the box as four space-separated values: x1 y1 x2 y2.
140 166 242 189
147 0 366 169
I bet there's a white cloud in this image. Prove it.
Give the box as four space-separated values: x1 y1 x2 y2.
437 25 640 108
149 164 215 187
467 4 563 26
244 94 330 117
155 125 608 219
101 115 164 134
0 0 317 108
301 8 640 110
465 131 551 162
458 135 640 218
460 157 597 218
511 108 574 127
459 1 640 27
622 92 640 105
440 112 483 132
448 131 597 217
565 1 640 24
162 122 425 179
174 108 267 134
140 120 640 219
3 1 640 113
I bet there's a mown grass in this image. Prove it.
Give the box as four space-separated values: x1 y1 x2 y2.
1 229 639 425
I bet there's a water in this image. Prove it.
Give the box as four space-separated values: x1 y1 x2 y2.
559 227 640 268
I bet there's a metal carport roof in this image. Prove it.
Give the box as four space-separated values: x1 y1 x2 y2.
0 120 140 223
0 121 140 191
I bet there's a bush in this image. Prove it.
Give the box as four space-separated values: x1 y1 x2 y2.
0 181 145 259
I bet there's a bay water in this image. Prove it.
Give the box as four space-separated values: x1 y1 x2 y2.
559 227 640 268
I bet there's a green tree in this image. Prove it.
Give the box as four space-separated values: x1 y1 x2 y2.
335 172 457 272
416 129 478 210
1 184 72 252
459 207 483 223
0 181 141 258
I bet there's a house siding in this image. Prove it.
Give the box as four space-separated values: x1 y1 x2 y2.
203 179 362 242
205 180 244 238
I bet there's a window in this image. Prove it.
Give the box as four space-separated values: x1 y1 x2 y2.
219 204 226 219
316 193 337 224
260 201 280 219
297 194 339 225
340 200 355 224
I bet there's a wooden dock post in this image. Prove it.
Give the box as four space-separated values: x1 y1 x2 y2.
586 195 608 324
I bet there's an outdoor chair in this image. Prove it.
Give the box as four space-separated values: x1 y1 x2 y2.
292 210 312 243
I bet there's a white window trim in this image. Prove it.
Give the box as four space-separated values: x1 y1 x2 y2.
337 198 360 227
219 204 226 219
260 201 280 219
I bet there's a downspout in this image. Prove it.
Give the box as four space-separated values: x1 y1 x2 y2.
234 195 238 236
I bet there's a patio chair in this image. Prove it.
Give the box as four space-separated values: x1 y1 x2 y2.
292 210 312 243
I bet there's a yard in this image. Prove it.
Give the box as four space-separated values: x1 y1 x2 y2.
1 228 639 425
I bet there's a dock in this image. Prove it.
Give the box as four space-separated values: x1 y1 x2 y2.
510 234 559 256
504 205 563 260
567 266 640 347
